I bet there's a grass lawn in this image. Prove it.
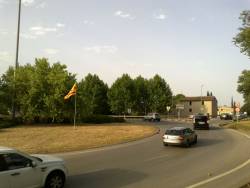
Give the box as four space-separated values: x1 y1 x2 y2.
0 123 158 154
223 120 250 135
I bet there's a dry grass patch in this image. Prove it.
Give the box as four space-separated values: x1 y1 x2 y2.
224 120 250 135
0 124 158 154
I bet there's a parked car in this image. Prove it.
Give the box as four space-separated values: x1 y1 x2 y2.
220 113 233 120
193 114 209 130
234 113 248 121
143 113 161 122
0 146 68 188
162 127 197 147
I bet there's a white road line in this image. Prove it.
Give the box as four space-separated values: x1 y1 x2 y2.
187 127 250 188
144 154 169 162
229 129 250 139
186 158 250 188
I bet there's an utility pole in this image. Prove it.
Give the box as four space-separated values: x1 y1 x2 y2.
200 84 204 113
12 0 22 120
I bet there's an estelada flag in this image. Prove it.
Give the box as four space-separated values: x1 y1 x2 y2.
64 83 77 100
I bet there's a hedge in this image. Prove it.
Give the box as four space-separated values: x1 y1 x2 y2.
80 115 125 124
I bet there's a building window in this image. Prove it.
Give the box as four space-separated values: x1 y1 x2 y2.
202 100 204 105
189 101 192 105
189 108 192 112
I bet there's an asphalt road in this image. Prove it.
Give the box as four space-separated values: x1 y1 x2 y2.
57 120 250 188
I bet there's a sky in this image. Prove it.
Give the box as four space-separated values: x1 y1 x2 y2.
0 0 250 106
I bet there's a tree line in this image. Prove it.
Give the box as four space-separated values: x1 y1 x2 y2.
0 58 180 123
234 11 250 114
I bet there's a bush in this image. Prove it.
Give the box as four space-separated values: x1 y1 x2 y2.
80 115 125 124
0 118 20 129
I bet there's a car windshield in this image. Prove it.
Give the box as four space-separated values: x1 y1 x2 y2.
166 129 184 135
31 156 43 162
194 116 207 121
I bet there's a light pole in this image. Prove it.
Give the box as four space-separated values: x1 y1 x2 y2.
166 106 171 119
200 84 204 113
12 0 22 120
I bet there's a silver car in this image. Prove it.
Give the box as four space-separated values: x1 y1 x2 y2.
163 127 197 147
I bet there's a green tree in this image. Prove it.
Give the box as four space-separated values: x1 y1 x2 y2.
108 74 135 115
0 58 76 123
233 10 250 58
237 70 250 99
237 70 250 114
0 71 13 114
173 94 185 107
148 75 172 113
78 74 109 116
240 100 250 114
133 76 150 115
44 62 76 122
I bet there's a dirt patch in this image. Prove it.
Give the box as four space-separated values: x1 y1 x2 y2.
222 121 250 135
0 124 158 154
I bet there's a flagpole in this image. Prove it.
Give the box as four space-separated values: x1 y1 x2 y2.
74 92 77 129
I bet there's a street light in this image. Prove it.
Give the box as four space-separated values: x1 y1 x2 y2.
200 84 204 113
12 0 22 120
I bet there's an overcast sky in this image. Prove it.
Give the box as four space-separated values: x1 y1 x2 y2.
1 0 250 106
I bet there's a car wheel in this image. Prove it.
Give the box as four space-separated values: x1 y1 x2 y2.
185 140 190 147
193 136 197 144
45 171 65 188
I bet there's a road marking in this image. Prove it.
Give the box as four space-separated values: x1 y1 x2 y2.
187 128 250 188
144 154 169 162
229 129 250 139
186 158 250 188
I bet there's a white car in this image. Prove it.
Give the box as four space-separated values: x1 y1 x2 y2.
163 127 197 147
0 146 68 188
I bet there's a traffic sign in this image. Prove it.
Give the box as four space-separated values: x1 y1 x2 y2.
176 104 184 110
236 107 240 112
127 108 131 114
236 102 240 108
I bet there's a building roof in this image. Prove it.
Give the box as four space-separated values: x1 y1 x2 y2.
182 96 217 102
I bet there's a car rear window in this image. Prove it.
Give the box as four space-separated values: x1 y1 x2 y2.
194 116 207 121
165 129 184 135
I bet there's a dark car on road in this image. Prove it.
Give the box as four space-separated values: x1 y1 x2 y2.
143 113 161 122
220 113 233 120
162 127 197 147
193 114 209 130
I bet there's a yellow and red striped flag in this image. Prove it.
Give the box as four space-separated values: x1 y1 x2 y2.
64 83 77 100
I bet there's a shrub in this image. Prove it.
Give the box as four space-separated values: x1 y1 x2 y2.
0 117 21 129
80 115 125 124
